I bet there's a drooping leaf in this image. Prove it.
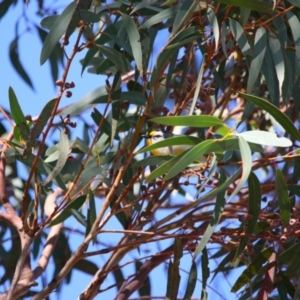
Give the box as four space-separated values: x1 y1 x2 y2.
234 172 261 260
215 0 274 13
121 13 143 76
171 0 197 38
49 195 87 226
239 92 300 141
247 26 267 93
40 1 76 65
275 169 291 225
8 87 26 125
231 247 274 292
194 171 226 259
41 131 70 186
183 261 197 300
238 131 292 147
9 38 34 89
229 18 251 56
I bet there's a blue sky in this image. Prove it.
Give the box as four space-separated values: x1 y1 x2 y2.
0 1 240 299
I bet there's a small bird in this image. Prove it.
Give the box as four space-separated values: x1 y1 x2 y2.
142 130 192 156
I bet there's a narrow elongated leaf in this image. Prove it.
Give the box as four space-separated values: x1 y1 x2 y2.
60 86 108 117
85 189 97 238
239 92 300 141
9 38 34 89
234 172 261 260
171 0 197 38
229 18 251 56
287 12 300 79
190 57 205 115
41 131 69 186
40 16 59 30
231 247 274 292
183 261 197 300
201 248 209 300
121 13 143 76
247 27 267 93
49 195 87 226
276 169 291 225
27 99 56 145
215 0 274 13
268 32 285 97
194 171 226 259
150 115 226 128
8 87 26 124
226 136 252 203
40 1 76 65
97 45 132 74
163 139 215 180
139 7 178 30
239 131 292 147
261 44 280 106
207 7 219 52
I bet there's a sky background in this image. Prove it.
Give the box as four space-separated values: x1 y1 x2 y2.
0 1 242 299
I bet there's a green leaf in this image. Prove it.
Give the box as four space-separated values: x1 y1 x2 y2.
194 171 226 259
60 86 108 117
201 248 209 300
215 0 274 13
41 131 70 187
207 7 219 52
79 10 101 23
268 32 285 98
40 1 76 65
97 45 132 74
234 172 261 260
164 139 215 181
171 0 197 38
49 195 87 226
239 92 300 141
137 135 200 154
229 18 251 56
71 166 106 196
9 38 34 89
27 99 56 146
8 87 26 124
238 131 292 147
133 155 173 168
287 12 300 79
231 247 274 292
139 7 178 30
150 115 227 129
85 189 97 238
190 57 205 115
183 261 197 300
40 16 59 30
121 13 143 76
226 136 252 203
247 26 267 93
276 169 291 225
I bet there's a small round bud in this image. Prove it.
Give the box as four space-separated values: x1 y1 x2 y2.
25 115 32 122
65 91 72 98
55 79 64 87
63 117 70 124
69 121 77 128
69 81 75 88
